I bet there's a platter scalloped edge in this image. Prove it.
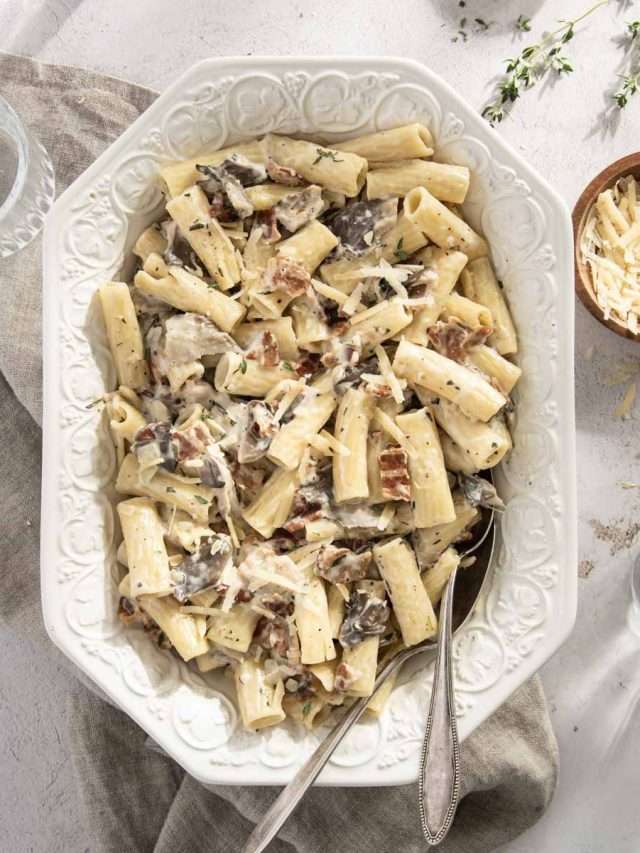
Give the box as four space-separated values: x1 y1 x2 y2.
41 56 577 786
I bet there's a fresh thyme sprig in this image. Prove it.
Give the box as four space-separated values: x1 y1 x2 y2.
613 19 640 108
482 1 608 125
516 15 532 33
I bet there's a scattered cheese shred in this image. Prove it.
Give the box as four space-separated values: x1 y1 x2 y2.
311 278 348 305
613 381 636 418
341 281 364 316
377 503 396 531
374 344 405 405
580 175 640 333
373 407 411 451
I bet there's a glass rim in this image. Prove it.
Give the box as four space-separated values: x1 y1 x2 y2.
0 94 29 224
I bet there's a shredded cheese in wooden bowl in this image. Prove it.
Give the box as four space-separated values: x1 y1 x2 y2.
580 175 640 334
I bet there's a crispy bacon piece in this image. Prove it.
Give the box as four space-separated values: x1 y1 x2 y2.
282 476 331 534
362 378 393 398
254 615 292 657
335 662 360 692
172 421 212 463
260 255 311 297
295 353 322 378
257 209 281 244
266 156 305 187
379 446 411 502
245 330 280 368
427 319 492 362
208 191 236 222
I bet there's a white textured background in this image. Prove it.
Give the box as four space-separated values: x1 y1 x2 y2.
2 0 640 850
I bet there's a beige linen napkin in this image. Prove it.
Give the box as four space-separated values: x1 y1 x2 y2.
0 50 558 853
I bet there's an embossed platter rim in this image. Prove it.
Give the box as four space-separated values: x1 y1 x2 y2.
41 56 577 786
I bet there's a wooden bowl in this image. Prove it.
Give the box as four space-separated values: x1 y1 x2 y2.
573 152 640 340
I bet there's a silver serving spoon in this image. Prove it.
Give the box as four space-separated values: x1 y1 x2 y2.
243 508 496 853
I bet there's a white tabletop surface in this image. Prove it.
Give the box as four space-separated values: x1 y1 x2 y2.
3 1 640 851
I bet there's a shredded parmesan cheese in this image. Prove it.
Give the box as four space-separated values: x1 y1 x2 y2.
372 407 411 451
613 381 636 418
580 175 640 333
311 278 348 305
377 503 396 531
340 281 364 316
374 344 405 405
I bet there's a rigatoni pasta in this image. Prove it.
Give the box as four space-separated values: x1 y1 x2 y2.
98 124 518 730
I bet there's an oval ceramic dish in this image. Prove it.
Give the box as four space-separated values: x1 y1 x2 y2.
41 56 577 786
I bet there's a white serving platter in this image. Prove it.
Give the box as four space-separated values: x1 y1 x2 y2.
41 56 577 786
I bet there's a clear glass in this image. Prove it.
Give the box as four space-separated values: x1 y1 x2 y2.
627 554 640 637
0 95 55 258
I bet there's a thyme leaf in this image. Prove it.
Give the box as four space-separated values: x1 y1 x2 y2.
313 148 344 165
394 237 409 262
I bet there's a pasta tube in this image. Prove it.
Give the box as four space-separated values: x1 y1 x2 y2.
346 299 412 352
215 352 295 397
277 220 339 273
367 159 470 204
98 282 149 389
295 570 336 665
242 467 298 538
166 185 240 288
235 659 286 729
431 398 512 472
138 595 208 661
404 186 488 260
422 547 461 606
404 248 468 345
373 538 437 646
461 258 518 355
115 453 213 524
442 292 493 329
117 497 173 597
268 389 337 469
396 408 455 527
133 225 167 262
467 345 521 394
264 134 367 197
134 265 245 332
392 340 506 422
333 388 375 503
206 606 260 652
334 123 434 161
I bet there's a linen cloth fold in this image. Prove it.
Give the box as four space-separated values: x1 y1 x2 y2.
0 51 558 853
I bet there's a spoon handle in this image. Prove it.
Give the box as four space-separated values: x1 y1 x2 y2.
242 650 415 853
418 566 461 846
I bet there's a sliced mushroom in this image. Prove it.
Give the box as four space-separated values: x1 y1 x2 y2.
171 536 233 603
